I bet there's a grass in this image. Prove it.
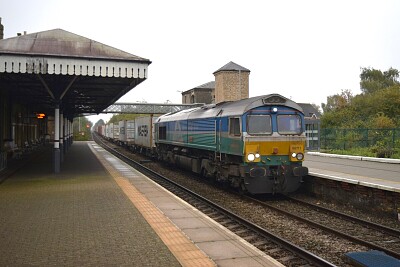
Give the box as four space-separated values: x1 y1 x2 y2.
319 147 400 159
73 134 92 141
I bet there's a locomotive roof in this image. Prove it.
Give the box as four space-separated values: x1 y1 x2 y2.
157 94 304 122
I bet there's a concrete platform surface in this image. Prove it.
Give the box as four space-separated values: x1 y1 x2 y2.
0 142 180 266
304 153 400 193
0 141 284 267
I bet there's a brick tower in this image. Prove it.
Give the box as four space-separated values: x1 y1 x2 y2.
213 61 250 103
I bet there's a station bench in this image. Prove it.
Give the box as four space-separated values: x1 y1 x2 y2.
4 141 22 159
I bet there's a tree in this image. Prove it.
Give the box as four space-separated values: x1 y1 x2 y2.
321 89 353 113
73 116 92 140
311 103 322 114
360 67 399 94
369 113 396 129
108 113 149 123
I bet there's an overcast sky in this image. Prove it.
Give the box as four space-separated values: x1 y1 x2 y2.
1 0 399 123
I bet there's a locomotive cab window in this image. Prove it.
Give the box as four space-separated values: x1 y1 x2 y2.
158 126 167 140
247 115 272 135
277 115 302 135
229 117 241 136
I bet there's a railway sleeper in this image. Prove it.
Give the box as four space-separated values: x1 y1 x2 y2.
267 248 283 254
226 224 242 231
252 240 268 247
235 229 252 235
243 234 258 241
278 255 297 263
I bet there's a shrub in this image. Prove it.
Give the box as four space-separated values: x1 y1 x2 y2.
371 141 393 158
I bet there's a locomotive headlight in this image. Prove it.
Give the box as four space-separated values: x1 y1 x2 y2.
290 145 304 161
245 144 261 162
296 153 304 160
247 153 256 161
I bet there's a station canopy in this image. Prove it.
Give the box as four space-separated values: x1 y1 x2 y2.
0 29 151 117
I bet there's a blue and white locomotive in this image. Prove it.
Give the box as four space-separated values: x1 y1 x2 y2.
154 94 308 194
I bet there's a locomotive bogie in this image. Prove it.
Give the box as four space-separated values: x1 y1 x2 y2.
243 165 303 194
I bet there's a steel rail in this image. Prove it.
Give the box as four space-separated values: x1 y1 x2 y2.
246 194 400 259
285 195 400 237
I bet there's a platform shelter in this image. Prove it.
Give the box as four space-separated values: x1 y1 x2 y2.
0 28 151 173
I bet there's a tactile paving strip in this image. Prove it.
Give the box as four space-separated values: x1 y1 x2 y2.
89 144 216 267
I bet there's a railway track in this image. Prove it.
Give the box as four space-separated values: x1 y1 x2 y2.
94 134 336 267
255 195 400 259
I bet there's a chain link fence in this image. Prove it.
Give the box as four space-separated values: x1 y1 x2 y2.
320 128 400 157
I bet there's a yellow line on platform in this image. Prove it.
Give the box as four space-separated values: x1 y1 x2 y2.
90 144 216 267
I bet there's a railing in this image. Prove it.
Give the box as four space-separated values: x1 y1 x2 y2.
102 103 204 114
320 128 399 151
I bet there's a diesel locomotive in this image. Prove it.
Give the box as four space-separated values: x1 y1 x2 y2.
98 94 308 194
154 94 308 194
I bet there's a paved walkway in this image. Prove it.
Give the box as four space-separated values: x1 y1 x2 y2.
0 142 180 266
305 153 400 193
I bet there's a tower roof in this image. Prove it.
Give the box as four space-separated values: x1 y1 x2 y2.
213 61 250 74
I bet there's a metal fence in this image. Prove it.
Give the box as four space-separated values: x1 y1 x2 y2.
320 128 400 150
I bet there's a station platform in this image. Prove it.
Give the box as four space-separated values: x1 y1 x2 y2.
304 152 400 193
0 142 282 267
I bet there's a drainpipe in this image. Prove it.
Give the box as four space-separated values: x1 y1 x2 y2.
0 17 4 40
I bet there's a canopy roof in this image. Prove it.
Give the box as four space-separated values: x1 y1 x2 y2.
0 29 151 117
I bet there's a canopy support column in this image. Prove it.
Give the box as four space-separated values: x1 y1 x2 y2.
53 104 60 173
69 119 73 146
60 112 64 162
68 118 71 150
64 118 69 153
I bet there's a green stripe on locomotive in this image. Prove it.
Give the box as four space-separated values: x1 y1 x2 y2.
218 132 244 156
157 117 247 155
158 119 218 151
187 118 216 150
